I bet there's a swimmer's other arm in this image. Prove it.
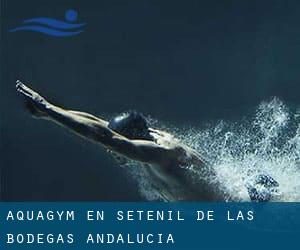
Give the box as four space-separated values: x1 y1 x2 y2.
16 81 176 165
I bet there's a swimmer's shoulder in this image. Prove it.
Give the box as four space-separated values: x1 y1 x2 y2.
167 143 206 167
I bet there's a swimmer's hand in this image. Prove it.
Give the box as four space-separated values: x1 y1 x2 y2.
16 80 49 118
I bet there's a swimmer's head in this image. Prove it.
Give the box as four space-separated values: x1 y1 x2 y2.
108 111 153 141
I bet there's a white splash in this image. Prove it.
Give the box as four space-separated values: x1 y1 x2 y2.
126 98 300 201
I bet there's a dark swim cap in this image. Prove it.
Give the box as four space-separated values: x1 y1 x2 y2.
108 111 153 140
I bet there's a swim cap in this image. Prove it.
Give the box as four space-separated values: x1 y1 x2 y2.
108 111 153 140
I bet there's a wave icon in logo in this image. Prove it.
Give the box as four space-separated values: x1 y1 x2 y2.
9 9 85 37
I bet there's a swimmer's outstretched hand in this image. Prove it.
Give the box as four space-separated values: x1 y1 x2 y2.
16 80 49 118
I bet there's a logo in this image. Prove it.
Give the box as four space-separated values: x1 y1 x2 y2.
9 9 85 37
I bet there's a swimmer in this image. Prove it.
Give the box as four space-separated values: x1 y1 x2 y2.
16 80 278 201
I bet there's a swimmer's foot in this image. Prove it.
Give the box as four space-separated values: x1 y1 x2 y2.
246 174 279 202
16 80 49 118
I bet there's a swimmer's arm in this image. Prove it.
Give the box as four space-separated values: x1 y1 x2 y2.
67 110 106 123
16 80 107 122
16 81 111 141
110 137 176 164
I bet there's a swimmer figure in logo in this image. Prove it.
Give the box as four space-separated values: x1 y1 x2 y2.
16 80 278 201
